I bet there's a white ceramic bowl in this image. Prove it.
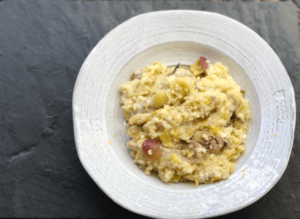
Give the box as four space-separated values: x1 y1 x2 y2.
72 11 296 219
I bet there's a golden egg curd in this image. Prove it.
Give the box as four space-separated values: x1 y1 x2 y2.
120 56 251 185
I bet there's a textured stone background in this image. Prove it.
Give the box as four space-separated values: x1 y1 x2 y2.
0 1 299 218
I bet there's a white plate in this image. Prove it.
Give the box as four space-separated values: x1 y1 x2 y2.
72 11 296 219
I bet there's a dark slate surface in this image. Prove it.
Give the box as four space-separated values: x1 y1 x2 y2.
0 1 299 218
295 0 300 8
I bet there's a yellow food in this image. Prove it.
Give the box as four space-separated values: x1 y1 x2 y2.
153 91 169 108
120 59 251 185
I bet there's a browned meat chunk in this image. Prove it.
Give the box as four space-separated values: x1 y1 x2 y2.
193 131 230 155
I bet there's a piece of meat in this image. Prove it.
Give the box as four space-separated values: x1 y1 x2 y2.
208 136 231 154
220 137 230 149
193 131 231 155
193 131 212 146
188 140 206 158
189 140 200 148
209 139 222 155
178 141 189 149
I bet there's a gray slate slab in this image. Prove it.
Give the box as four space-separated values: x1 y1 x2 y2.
0 0 299 218
294 0 300 8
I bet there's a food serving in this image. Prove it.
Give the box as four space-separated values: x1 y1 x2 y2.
120 56 251 185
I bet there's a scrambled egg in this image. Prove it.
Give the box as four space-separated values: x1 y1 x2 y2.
120 58 250 185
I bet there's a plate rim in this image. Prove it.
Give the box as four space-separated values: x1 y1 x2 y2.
72 10 296 219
